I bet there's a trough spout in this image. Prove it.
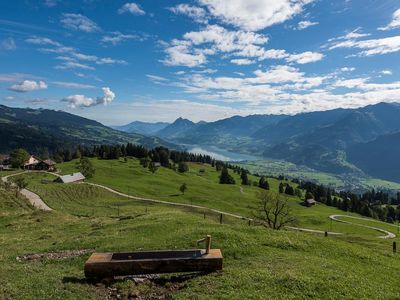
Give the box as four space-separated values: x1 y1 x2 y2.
197 235 211 255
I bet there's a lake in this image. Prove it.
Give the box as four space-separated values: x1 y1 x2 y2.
186 145 259 162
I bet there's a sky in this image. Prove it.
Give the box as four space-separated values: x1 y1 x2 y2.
1 0 400 125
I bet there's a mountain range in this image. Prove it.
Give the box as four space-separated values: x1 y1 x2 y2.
2 102 400 183
0 105 177 155
115 102 400 182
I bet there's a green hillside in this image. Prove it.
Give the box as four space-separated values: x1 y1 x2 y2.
2 162 400 299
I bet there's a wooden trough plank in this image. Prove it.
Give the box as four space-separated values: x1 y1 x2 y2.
84 249 223 279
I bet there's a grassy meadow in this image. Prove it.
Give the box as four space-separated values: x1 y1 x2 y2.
2 158 400 299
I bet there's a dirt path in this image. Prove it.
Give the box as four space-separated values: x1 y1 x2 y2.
286 226 344 236
1 171 54 211
329 214 396 239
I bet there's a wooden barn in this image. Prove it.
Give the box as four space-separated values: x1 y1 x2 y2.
55 172 86 183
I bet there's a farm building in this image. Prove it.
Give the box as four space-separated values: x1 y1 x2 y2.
305 198 317 207
36 159 57 171
23 155 41 170
55 172 86 183
20 155 57 171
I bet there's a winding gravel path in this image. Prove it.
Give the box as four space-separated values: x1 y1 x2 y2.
329 214 396 239
1 171 53 211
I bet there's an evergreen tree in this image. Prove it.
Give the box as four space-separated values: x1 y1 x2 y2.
258 176 270 190
219 167 235 184
240 169 250 185
279 183 285 194
284 184 295 196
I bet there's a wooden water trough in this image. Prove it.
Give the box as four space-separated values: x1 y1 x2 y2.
84 236 223 279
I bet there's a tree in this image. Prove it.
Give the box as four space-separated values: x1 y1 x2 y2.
295 188 302 199
279 182 285 194
178 161 189 173
9 148 30 168
240 169 250 185
219 167 235 184
258 176 270 190
148 162 158 173
255 191 296 230
14 177 28 197
284 184 295 196
78 157 95 178
179 183 187 195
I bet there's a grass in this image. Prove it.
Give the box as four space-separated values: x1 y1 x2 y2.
2 183 400 299
3 159 400 299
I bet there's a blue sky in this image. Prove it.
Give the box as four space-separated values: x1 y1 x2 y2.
1 0 400 125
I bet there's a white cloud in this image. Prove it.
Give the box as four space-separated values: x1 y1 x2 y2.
340 67 355 72
60 13 100 32
26 36 61 46
55 61 95 70
162 25 323 67
378 8 400 31
146 74 169 82
297 20 318 30
327 27 370 43
285 51 324 64
101 32 142 46
52 81 95 89
9 80 48 93
168 4 208 23
230 58 255 65
199 0 315 31
1 37 16 50
118 3 145 15
381 69 392 75
62 87 115 108
329 35 400 56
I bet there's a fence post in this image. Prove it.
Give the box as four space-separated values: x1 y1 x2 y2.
324 231 328 237
393 241 397 254
248 219 251 226
203 212 206 219
219 213 223 224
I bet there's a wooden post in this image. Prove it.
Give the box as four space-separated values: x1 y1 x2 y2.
248 219 251 226
145 207 148 214
219 214 223 224
393 241 397 254
324 231 328 237
203 212 206 219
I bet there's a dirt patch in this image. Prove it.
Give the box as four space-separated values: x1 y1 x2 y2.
106 273 202 300
16 249 94 262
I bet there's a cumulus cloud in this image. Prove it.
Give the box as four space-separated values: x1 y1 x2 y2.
230 58 255 65
378 8 400 31
1 37 16 50
198 0 315 31
60 13 100 32
62 87 115 108
162 25 323 67
285 51 324 64
168 4 208 23
9 80 48 93
118 3 145 15
297 20 318 30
